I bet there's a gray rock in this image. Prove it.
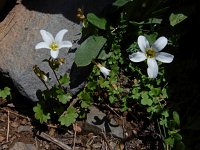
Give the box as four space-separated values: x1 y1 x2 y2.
0 0 113 102
17 125 32 133
86 106 124 139
9 142 37 150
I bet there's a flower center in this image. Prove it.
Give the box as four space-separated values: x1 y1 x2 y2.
145 48 156 58
50 42 59 51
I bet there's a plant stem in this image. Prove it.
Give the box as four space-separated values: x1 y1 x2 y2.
42 81 50 91
52 69 62 88
157 119 166 150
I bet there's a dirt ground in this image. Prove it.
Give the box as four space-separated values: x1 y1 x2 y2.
0 98 163 150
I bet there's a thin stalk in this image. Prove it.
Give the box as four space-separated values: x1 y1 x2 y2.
49 57 62 88
42 81 50 91
52 69 62 88
157 119 166 150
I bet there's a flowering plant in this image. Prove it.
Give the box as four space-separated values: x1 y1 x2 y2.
129 35 174 78
35 29 72 59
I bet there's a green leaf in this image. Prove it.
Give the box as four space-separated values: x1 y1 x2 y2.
109 95 116 104
87 13 107 30
165 137 174 147
169 13 187 26
33 103 50 123
57 93 72 104
59 74 70 85
113 0 131 7
162 110 169 118
78 92 93 108
0 87 11 99
147 18 162 24
59 106 78 127
141 92 152 106
151 88 161 96
173 133 182 141
98 50 112 60
175 141 185 150
147 105 160 113
131 88 140 100
75 35 107 66
173 111 180 126
159 117 168 127
168 129 180 135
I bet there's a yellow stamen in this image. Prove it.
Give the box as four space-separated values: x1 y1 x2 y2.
50 42 59 51
145 48 156 58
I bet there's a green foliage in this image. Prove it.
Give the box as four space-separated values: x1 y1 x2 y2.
112 0 131 7
59 74 70 85
33 58 78 127
173 111 180 126
33 0 190 148
169 13 187 26
33 103 50 123
57 93 72 104
75 35 107 66
87 13 107 30
59 106 78 127
73 0 187 148
0 87 11 99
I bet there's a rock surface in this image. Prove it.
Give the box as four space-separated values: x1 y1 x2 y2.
86 106 124 139
9 142 37 150
0 0 113 102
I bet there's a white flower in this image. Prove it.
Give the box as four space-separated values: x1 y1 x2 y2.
97 63 110 78
35 29 72 59
129 35 174 78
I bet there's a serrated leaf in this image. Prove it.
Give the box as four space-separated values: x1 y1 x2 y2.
141 92 152 106
161 110 169 118
98 50 112 60
57 93 72 104
75 36 107 66
0 87 11 99
113 0 131 7
59 106 78 127
87 13 107 30
159 117 168 127
169 13 187 26
59 74 70 85
78 92 93 108
173 111 180 126
33 103 50 123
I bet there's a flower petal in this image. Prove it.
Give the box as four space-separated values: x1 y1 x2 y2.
129 52 146 62
100 66 110 78
147 58 158 78
50 50 59 59
138 36 150 52
55 29 68 43
156 52 174 63
152 36 168 52
40 30 54 44
35 42 50 49
59 41 72 49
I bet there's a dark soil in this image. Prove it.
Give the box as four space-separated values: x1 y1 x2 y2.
0 98 164 150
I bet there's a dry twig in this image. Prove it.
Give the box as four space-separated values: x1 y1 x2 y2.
100 132 112 150
36 131 72 150
1 108 30 121
6 111 10 142
72 123 77 150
